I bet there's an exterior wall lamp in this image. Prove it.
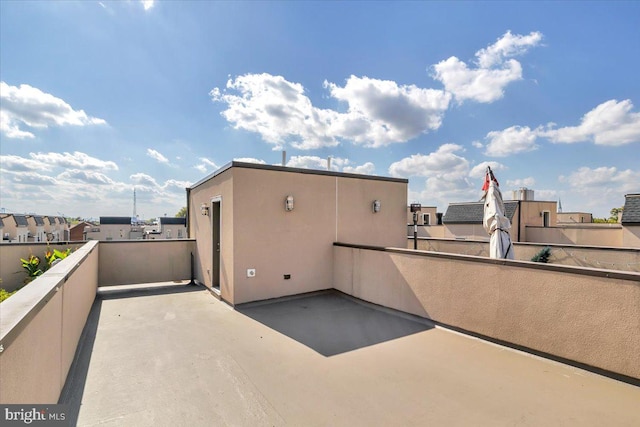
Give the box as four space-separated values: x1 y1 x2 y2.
285 195 294 212
201 203 209 216
372 200 381 213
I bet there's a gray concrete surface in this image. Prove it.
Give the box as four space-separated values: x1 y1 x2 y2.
61 285 640 426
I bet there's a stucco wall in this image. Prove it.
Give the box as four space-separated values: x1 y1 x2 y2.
188 169 234 301
231 167 407 304
189 164 407 305
98 240 195 286
333 244 640 379
623 226 640 248
0 241 99 404
413 238 640 272
526 225 623 246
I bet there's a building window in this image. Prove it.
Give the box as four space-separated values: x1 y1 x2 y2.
177 229 183 238
542 211 550 228
422 213 430 226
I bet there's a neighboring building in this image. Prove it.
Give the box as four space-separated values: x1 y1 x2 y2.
44 216 68 242
26 215 47 242
557 212 593 224
159 217 187 239
406 206 440 226
621 193 640 247
0 214 71 243
442 200 557 242
188 161 408 305
69 221 95 241
3 214 30 243
85 217 133 241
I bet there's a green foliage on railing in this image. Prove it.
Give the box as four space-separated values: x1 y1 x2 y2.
21 255 44 283
531 246 552 263
5 245 75 302
0 288 19 302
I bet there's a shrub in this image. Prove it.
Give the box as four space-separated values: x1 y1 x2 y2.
21 255 44 284
0 288 19 303
531 247 552 263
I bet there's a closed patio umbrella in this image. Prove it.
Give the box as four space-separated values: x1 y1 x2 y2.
482 167 514 259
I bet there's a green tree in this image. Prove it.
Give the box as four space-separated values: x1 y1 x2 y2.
609 207 623 222
176 207 187 218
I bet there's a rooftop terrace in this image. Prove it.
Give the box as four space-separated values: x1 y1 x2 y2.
60 284 639 426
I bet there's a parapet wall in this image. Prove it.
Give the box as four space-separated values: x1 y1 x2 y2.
412 238 640 272
0 241 99 403
334 243 640 380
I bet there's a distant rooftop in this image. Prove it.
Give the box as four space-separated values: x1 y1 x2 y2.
443 201 518 224
159 217 186 225
31 215 45 226
13 214 29 227
621 193 640 225
99 216 132 225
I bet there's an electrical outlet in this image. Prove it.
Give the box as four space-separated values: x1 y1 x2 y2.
247 269 256 278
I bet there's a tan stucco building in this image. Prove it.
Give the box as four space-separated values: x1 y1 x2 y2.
187 162 408 305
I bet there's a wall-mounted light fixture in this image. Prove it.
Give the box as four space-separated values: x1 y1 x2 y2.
201 203 209 216
372 200 381 213
285 195 294 212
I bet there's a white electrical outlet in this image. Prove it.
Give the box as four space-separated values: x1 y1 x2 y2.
247 269 256 278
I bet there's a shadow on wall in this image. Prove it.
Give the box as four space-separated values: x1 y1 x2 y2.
237 291 433 357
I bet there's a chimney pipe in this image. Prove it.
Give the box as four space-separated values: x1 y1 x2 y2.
282 150 287 166
327 156 331 171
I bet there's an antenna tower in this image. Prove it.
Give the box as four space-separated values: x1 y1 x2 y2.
133 188 138 223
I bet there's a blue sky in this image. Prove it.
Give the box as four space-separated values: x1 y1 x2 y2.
1 1 639 220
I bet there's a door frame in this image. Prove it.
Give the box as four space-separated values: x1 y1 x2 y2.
211 196 222 289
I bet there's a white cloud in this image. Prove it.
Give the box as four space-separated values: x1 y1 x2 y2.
130 172 159 188
162 179 191 193
211 33 541 149
545 99 640 146
343 162 375 175
468 161 507 179
141 0 154 11
212 73 450 150
506 177 536 188
194 157 219 174
476 31 544 68
558 166 639 213
0 82 106 139
534 189 558 201
287 155 339 171
431 31 542 103
146 148 169 164
559 166 640 190
57 169 116 186
5 170 57 186
29 151 118 170
284 155 374 174
0 154 52 172
484 125 540 157
212 74 338 150
472 141 484 148
483 99 640 157
388 143 469 180
325 75 451 147
233 157 267 164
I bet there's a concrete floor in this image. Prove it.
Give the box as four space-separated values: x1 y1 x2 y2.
60 284 640 427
